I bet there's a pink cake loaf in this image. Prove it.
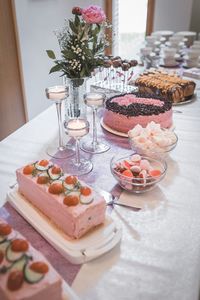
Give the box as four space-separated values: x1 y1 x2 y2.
0 219 62 300
16 160 106 239
103 93 173 133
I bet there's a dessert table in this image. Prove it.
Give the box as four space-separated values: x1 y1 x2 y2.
0 77 200 300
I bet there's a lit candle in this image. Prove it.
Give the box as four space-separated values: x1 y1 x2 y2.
46 86 68 101
84 92 105 108
66 119 89 138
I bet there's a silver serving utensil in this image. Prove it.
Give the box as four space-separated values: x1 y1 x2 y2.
96 187 140 210
9 182 17 189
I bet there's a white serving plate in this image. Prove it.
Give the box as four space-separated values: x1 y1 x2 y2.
7 187 122 265
100 118 128 137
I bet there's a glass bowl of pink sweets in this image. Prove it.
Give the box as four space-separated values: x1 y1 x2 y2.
110 153 167 193
128 121 178 159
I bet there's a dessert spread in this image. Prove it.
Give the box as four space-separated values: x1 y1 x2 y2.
134 70 196 103
103 93 172 133
16 160 106 239
128 121 177 154
0 219 62 300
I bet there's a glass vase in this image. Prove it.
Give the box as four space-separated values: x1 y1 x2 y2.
64 77 88 121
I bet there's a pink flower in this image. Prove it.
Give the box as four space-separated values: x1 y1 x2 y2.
82 5 106 24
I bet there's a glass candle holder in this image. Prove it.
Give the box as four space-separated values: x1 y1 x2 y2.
45 86 74 159
64 118 93 175
81 92 110 154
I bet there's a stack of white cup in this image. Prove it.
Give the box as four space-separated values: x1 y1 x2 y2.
140 46 160 69
167 36 186 51
176 31 196 47
161 48 177 66
183 48 200 68
152 30 174 41
191 41 200 51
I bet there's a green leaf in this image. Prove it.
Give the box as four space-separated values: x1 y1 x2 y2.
93 25 101 36
75 15 80 27
46 50 56 59
69 20 78 34
61 50 76 60
49 64 62 74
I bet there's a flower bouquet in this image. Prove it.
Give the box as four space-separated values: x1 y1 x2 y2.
47 5 109 79
47 5 109 119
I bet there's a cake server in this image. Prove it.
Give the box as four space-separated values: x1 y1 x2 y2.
96 187 140 210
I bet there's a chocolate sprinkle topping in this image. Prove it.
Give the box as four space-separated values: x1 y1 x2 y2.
105 92 172 117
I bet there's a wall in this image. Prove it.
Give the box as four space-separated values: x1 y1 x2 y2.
13 0 103 121
190 0 200 34
153 0 193 32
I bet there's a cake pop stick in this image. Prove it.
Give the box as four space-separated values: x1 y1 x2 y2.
103 59 112 88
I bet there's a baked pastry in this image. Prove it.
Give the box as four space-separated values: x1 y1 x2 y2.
103 93 172 133
16 160 106 239
0 219 62 300
134 70 196 103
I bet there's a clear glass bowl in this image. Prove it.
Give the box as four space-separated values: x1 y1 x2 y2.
128 130 178 159
110 154 167 193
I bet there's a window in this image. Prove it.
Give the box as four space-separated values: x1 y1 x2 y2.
105 0 155 58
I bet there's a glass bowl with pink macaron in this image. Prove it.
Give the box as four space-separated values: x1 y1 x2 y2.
110 153 167 193
128 121 178 159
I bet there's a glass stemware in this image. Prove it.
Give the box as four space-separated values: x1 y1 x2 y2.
45 86 74 159
81 92 110 154
64 118 93 175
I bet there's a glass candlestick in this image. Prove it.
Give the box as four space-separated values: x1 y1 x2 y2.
45 86 74 159
81 92 110 154
64 118 93 175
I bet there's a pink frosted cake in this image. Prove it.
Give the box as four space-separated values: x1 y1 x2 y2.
0 219 62 300
103 93 173 133
16 160 106 239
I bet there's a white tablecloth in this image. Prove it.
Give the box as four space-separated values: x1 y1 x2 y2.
1 80 200 300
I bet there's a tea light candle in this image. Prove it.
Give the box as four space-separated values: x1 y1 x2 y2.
46 86 68 101
84 93 105 107
66 119 89 138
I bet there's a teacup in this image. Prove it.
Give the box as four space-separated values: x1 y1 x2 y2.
163 48 177 57
193 40 200 46
146 36 157 44
191 45 200 51
176 31 196 47
187 49 200 58
169 36 183 43
140 47 153 56
163 57 177 66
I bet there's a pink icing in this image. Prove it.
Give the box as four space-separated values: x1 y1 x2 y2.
16 169 106 239
112 95 163 107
